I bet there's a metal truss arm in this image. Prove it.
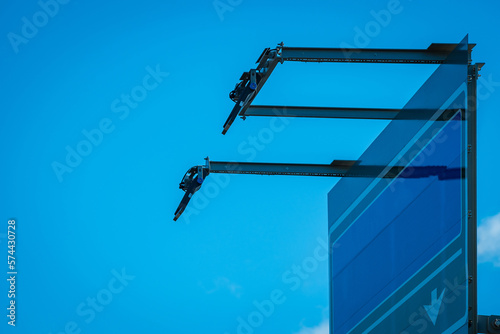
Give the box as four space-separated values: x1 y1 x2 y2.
208 160 461 179
222 43 475 134
174 158 463 221
281 43 475 64
244 105 462 120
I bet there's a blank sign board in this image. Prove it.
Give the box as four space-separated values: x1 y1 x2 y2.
328 37 470 334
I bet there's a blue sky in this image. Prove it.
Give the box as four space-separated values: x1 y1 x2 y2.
1 0 499 333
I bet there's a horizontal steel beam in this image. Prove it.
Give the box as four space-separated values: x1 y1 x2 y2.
281 47 448 63
246 105 398 119
244 105 462 120
210 161 355 177
280 43 474 63
208 161 463 179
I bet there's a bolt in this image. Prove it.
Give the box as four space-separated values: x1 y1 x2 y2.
493 318 500 329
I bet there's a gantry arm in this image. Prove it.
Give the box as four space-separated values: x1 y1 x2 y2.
222 42 473 134
279 44 468 63
173 158 462 221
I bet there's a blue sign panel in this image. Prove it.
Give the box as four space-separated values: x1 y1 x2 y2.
328 37 469 334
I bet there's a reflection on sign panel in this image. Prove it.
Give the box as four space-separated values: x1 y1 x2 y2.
328 37 469 334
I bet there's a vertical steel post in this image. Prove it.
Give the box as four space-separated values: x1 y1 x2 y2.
467 61 479 334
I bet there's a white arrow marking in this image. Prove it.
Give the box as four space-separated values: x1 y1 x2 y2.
424 288 446 325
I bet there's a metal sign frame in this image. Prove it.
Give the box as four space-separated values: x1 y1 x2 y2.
175 36 493 333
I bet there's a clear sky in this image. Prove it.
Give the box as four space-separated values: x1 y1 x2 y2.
0 0 499 333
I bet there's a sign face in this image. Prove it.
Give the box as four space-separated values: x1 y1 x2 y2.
328 38 470 334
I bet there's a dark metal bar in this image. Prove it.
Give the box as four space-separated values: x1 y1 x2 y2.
467 63 479 334
245 105 399 119
208 161 463 179
244 105 463 120
281 46 450 64
210 161 356 177
222 52 280 135
281 44 475 64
